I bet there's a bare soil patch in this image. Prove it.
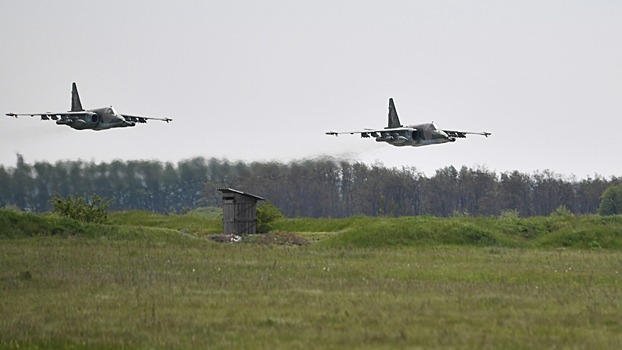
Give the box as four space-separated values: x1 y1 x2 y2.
209 232 309 245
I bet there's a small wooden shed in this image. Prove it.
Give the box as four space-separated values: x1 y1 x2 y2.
217 188 265 235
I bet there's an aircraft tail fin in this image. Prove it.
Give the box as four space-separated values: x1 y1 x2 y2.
387 98 402 128
71 82 84 112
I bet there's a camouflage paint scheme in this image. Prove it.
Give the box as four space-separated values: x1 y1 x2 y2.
6 83 171 131
326 98 490 147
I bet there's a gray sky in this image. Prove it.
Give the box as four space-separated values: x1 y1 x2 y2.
1 0 621 179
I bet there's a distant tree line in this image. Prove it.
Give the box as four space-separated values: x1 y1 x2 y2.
0 154 620 217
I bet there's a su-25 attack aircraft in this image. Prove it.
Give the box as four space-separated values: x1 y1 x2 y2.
326 98 490 147
6 82 172 131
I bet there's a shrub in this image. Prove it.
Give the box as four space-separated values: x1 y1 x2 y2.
598 184 622 216
50 194 111 223
256 201 284 233
551 205 573 217
498 209 520 220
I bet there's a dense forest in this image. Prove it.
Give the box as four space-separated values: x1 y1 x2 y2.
0 155 619 218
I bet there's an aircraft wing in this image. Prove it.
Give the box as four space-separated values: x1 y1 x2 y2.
121 114 172 124
443 129 491 138
326 127 416 136
6 111 94 121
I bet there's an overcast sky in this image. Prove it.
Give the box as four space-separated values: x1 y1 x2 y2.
1 1 621 179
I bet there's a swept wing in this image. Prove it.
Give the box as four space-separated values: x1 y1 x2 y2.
6 111 95 121
121 114 172 124
326 127 416 136
443 129 491 138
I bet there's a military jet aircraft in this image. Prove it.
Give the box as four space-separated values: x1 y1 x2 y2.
6 82 172 131
326 98 490 147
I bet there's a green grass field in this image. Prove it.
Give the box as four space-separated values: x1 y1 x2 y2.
1 209 622 349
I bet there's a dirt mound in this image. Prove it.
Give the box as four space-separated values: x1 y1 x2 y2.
250 232 310 246
209 234 242 243
209 232 309 245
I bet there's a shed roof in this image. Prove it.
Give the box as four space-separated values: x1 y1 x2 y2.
217 188 265 201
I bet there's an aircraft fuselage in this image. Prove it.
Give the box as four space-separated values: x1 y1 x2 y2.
364 123 453 147
54 107 136 131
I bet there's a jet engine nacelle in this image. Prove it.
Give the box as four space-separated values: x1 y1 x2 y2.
56 113 100 129
77 114 100 128
87 114 99 125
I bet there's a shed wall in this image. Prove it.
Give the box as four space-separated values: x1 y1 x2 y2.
222 197 258 234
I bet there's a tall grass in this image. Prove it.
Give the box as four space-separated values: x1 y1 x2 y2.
0 209 84 239
107 210 221 236
285 215 622 250
6 208 622 249
1 239 621 349
0 209 208 242
2 209 622 348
